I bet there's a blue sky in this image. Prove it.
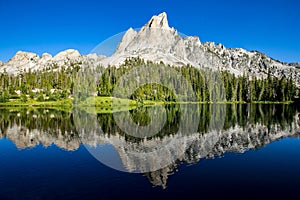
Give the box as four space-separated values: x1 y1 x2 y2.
0 0 299 62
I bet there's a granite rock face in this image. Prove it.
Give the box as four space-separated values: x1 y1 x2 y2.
0 49 105 75
102 12 300 86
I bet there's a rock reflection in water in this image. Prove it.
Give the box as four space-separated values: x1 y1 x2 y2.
0 104 299 188
0 108 79 150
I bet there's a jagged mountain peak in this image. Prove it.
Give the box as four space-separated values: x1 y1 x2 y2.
143 12 170 30
103 12 182 66
100 12 300 87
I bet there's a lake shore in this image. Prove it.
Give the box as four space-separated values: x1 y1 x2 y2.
0 96 295 107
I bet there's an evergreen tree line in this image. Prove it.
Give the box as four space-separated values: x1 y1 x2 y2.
94 58 299 102
0 57 299 103
0 67 76 102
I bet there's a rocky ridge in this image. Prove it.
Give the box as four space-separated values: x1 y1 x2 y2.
0 49 105 75
102 12 300 86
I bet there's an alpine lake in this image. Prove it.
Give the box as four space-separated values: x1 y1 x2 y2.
0 103 300 199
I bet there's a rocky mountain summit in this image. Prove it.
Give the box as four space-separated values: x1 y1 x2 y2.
0 12 299 86
102 12 300 86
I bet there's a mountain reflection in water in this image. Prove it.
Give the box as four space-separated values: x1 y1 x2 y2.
0 104 299 188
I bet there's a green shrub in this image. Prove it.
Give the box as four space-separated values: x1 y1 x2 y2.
0 90 10 103
20 94 28 102
37 94 45 102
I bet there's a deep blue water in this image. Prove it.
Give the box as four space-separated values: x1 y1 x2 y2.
0 104 300 199
1 138 300 199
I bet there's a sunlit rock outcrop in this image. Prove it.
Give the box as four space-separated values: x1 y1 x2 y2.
101 12 300 86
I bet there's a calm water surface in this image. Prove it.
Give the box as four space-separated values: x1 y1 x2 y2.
0 104 300 199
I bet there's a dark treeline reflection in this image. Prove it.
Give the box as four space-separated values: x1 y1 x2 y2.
0 108 79 150
96 104 299 140
223 103 298 130
1 104 299 188
0 108 75 134
0 104 299 147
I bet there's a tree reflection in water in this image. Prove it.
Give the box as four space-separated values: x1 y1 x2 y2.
0 104 299 188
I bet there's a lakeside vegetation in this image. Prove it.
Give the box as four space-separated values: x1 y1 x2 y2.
0 58 299 110
1 104 299 143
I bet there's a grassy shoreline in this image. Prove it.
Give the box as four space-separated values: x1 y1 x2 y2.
0 97 295 107
0 99 73 107
0 96 295 113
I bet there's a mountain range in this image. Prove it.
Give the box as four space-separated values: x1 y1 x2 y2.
0 12 299 87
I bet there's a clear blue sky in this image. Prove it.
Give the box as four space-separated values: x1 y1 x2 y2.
0 0 299 62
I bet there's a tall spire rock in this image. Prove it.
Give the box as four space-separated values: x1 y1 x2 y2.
143 12 171 30
106 12 184 66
